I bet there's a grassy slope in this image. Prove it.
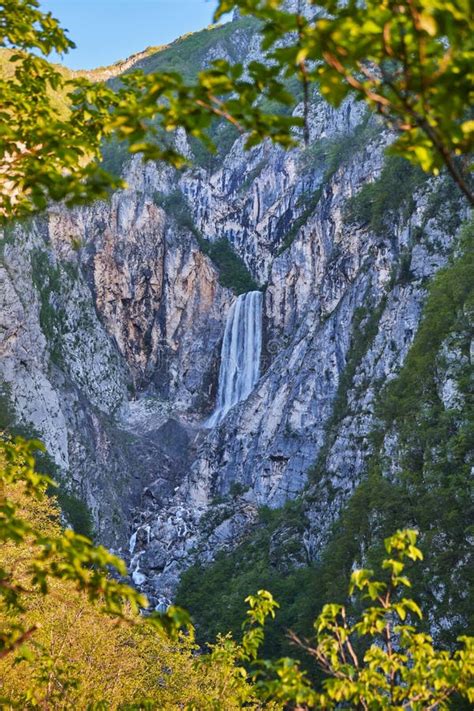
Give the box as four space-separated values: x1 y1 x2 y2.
0 16 254 104
124 17 257 81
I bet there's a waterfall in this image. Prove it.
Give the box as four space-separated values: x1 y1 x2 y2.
206 290 263 428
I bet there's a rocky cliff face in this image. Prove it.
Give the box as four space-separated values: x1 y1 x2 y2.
1 15 470 624
0 167 232 546
128 120 467 607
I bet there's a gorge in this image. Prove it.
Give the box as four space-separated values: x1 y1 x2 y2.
0 9 472 651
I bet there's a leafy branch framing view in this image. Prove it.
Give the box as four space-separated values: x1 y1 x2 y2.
0 0 473 707
0 0 472 220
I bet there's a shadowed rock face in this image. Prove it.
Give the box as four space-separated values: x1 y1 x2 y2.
0 15 469 610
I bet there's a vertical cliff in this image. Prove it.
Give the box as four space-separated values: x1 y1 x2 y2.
0 14 471 639
0 172 232 546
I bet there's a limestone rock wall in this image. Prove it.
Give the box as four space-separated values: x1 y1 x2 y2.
0 16 468 607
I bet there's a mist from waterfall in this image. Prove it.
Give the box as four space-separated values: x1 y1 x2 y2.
206 290 263 428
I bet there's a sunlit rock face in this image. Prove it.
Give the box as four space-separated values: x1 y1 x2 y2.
0 14 468 610
0 179 232 547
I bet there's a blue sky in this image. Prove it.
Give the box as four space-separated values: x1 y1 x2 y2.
40 1 231 70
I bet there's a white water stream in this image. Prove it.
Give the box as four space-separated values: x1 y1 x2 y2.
206 290 263 428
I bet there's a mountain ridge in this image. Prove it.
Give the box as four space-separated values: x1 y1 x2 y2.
0 12 471 652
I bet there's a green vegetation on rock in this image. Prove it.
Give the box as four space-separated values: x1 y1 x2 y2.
30 248 67 366
188 121 240 171
153 190 259 294
176 220 474 655
344 155 427 235
276 189 323 256
153 190 197 233
99 136 131 177
199 238 260 295
0 387 95 539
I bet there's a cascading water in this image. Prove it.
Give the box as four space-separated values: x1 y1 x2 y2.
206 290 263 428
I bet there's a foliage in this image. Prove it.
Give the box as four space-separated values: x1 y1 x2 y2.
0 1 299 220
344 155 427 235
215 0 474 203
0 437 266 708
153 189 259 294
250 531 474 709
